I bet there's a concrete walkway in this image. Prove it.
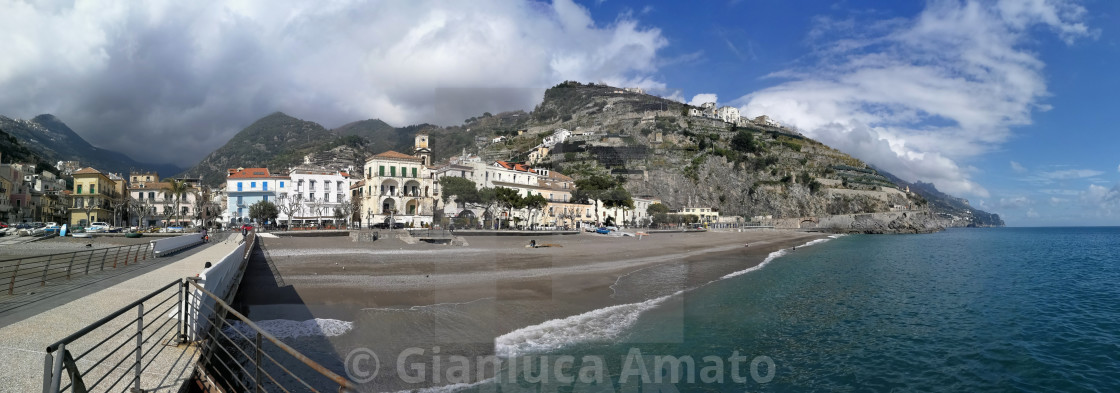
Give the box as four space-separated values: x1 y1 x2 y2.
0 234 244 393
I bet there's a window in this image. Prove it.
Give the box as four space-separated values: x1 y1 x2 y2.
337 193 344 202
310 193 316 201
323 193 329 202
379 166 385 176
90 184 95 194
390 167 396 177
263 182 268 190
323 181 328 191
412 168 417 178
263 195 268 202
77 184 82 194
280 181 285 188
237 182 243 191
237 196 243 205
148 192 155 199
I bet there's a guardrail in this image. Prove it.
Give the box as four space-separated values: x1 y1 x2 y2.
150 233 204 256
42 232 357 392
0 244 155 296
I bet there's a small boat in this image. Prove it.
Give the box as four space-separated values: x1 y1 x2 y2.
125 232 143 238
72 233 92 238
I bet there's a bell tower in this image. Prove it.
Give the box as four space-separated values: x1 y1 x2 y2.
413 131 431 166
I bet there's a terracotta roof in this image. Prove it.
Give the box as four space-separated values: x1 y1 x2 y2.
227 168 272 178
547 171 574 182
350 179 365 189
372 150 421 161
73 167 103 175
495 161 534 173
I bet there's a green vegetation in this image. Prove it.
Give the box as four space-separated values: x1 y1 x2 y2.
248 200 279 224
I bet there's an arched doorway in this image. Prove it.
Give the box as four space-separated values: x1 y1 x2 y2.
382 198 396 214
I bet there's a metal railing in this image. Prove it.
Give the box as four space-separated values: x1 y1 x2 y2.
42 278 356 393
1 243 154 296
43 233 356 393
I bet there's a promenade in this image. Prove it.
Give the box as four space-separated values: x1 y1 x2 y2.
0 234 243 393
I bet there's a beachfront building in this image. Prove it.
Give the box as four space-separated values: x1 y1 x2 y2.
127 173 204 228
360 144 436 227
669 206 720 226
281 166 354 227
69 167 118 227
224 167 287 226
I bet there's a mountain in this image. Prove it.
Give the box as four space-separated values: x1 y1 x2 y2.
179 81 994 233
876 170 1005 227
0 114 182 175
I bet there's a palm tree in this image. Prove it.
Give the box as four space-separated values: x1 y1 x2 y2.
166 179 191 227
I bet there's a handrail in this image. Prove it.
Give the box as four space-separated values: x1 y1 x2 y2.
187 280 358 391
44 279 180 354
0 242 145 264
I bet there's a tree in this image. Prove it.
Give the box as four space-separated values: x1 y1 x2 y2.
572 174 633 226
336 195 353 228
308 198 326 227
520 194 548 228
109 190 129 227
165 179 191 227
249 200 279 225
731 130 760 154
647 203 670 215
439 177 501 228
277 192 303 228
494 187 522 229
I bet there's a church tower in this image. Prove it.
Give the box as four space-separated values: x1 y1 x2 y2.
413 131 431 166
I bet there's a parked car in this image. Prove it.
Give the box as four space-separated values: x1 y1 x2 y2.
596 227 611 234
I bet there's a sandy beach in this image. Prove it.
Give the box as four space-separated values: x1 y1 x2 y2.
244 230 825 314
232 229 828 391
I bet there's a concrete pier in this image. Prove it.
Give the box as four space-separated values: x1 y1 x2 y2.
0 234 243 393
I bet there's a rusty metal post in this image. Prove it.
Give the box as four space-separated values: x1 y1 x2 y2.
40 255 54 287
115 246 123 267
65 253 75 280
134 303 143 391
9 259 22 295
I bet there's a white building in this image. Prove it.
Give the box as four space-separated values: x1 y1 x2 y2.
717 106 740 124
542 128 571 147
280 167 355 226
359 142 436 227
223 167 288 225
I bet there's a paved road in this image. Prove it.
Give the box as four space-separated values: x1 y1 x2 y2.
0 234 243 393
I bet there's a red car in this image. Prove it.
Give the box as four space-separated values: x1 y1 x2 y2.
240 224 254 231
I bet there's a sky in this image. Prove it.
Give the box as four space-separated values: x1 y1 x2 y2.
0 0 1117 226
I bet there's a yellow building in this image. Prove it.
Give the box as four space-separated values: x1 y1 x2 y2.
70 167 118 227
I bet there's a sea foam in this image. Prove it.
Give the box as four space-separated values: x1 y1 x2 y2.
494 294 675 358
497 235 844 357
224 318 354 340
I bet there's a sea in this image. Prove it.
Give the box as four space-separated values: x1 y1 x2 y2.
259 227 1120 392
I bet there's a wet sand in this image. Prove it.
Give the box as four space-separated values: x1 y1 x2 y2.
237 230 828 391
248 230 824 313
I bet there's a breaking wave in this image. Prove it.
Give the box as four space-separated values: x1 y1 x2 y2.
498 235 845 357
224 318 354 340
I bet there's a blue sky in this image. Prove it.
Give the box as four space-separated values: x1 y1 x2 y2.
577 0 1120 226
0 0 1116 225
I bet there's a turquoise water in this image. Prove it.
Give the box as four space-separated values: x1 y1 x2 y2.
479 228 1120 392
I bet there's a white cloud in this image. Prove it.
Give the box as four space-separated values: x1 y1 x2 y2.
998 196 1033 209
688 93 718 107
0 0 668 166
1010 161 1026 173
1026 208 1039 218
738 0 1093 198
1039 169 1103 180
1116 163 1120 173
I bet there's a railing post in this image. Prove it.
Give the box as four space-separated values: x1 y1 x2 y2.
115 246 123 267
176 280 185 344
255 332 263 392
9 259 22 295
40 255 54 287
45 343 64 393
134 303 143 391
65 253 75 280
